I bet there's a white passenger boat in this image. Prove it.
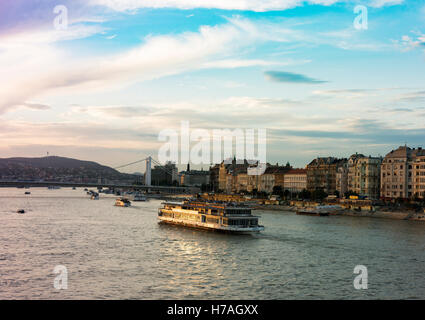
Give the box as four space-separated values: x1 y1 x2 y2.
158 200 264 233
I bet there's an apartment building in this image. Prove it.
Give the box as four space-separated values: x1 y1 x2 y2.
347 153 382 199
283 169 307 193
380 146 425 199
307 157 347 195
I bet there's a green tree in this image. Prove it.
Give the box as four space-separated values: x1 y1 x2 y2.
299 189 311 200
312 189 327 201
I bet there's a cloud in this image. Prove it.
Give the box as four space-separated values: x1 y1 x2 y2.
0 18 256 114
0 17 312 115
202 59 281 69
0 0 104 35
20 103 52 111
88 0 340 12
264 71 327 84
88 0 406 12
395 90 425 103
369 0 404 8
393 32 425 52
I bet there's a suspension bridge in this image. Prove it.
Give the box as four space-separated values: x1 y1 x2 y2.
0 156 200 194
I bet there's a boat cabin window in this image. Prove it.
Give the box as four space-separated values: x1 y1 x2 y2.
225 208 250 215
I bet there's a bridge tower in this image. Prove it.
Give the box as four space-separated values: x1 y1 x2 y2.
145 156 152 186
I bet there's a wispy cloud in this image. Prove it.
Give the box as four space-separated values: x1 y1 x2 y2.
0 17 316 115
369 0 404 8
88 0 404 12
264 71 327 84
88 0 340 12
393 32 425 51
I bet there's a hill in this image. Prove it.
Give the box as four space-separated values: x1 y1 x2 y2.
0 156 138 183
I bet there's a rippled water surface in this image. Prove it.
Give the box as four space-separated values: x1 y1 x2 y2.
0 188 424 299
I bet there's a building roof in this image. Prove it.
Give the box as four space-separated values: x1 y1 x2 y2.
385 146 412 158
285 168 307 175
307 157 346 166
264 165 292 174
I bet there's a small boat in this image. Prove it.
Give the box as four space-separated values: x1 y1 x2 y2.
17 209 25 214
84 188 88 191
72 187 76 190
296 205 341 216
115 198 131 207
133 193 147 202
91 193 99 200
25 192 31 195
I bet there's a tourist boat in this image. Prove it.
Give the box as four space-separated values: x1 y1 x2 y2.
158 200 264 233
296 205 341 216
115 198 131 207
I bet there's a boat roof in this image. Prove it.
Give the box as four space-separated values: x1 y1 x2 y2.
163 200 252 210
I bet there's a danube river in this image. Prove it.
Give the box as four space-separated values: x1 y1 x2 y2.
0 188 424 299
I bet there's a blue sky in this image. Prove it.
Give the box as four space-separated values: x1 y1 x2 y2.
0 0 424 172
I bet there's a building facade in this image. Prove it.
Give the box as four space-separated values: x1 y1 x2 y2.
336 164 348 197
412 152 425 199
347 154 382 199
151 161 178 186
283 169 307 193
179 167 210 187
307 157 347 195
381 146 425 199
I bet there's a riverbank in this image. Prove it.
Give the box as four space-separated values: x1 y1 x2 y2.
163 195 425 222
254 204 425 222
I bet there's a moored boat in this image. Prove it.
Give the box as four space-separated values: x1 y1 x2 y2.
158 200 264 233
115 197 131 207
296 205 341 216
133 193 147 201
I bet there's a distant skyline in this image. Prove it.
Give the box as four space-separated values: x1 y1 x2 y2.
1 0 425 173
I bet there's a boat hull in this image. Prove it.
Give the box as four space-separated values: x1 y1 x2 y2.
158 216 264 234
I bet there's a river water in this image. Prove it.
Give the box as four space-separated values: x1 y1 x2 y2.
0 188 424 299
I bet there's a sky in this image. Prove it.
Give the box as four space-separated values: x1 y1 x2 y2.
0 0 424 173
